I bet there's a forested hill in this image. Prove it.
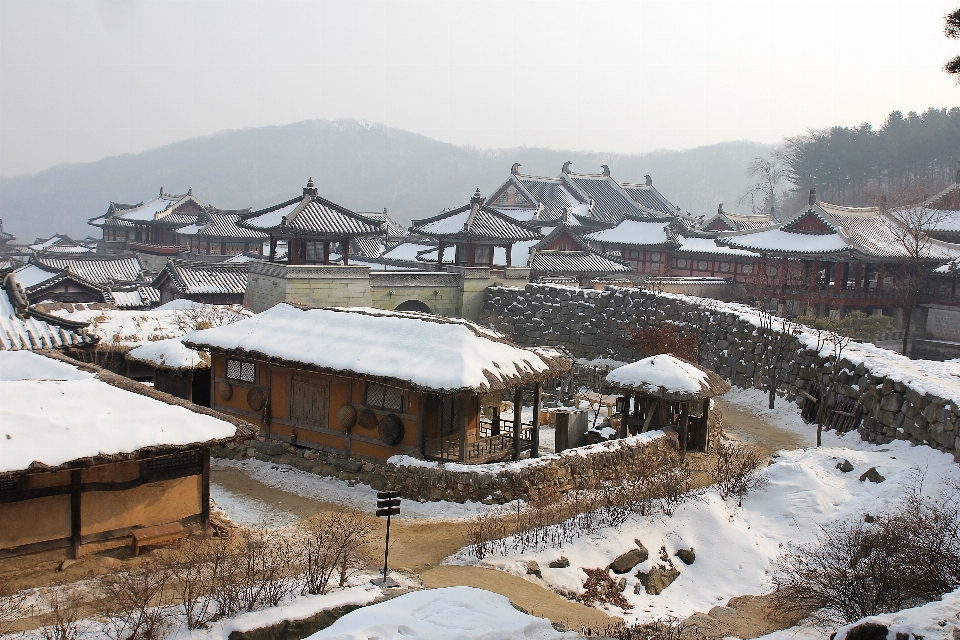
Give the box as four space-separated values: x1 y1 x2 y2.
780 107 960 206
0 120 768 242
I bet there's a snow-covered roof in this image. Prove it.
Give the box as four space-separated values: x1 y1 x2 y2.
34 254 145 285
103 286 161 309
155 260 248 295
127 336 209 370
607 354 731 401
675 235 759 257
410 190 542 242
583 219 673 247
13 264 61 289
1 275 95 351
0 351 242 474
184 304 571 393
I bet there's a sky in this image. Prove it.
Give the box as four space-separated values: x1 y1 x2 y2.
0 0 957 177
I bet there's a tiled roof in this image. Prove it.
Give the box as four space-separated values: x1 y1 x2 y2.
34 255 145 285
90 191 205 229
530 250 631 274
563 173 644 223
620 182 681 217
1 275 95 350
583 220 674 247
239 181 383 238
675 235 758 257
410 192 542 242
158 261 248 295
177 211 268 239
103 286 161 309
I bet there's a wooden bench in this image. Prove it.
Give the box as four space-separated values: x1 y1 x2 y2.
132 522 185 557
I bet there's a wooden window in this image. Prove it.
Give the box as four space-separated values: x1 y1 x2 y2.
290 377 329 427
226 359 256 383
676 258 687 268
366 383 403 412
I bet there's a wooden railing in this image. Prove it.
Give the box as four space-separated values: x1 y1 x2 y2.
424 420 534 463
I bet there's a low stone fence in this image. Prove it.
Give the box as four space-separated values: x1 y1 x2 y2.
382 431 679 504
485 283 960 461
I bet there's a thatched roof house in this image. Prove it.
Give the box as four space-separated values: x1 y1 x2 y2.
185 305 571 464
127 337 211 406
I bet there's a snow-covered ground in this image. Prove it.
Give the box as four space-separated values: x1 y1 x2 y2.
720 386 847 449
446 412 960 624
306 586 577 639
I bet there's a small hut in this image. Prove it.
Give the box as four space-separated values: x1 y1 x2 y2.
606 354 730 453
127 337 212 406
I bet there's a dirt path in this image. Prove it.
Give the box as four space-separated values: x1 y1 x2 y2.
421 565 619 631
717 400 805 455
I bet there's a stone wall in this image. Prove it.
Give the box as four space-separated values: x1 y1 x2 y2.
485 283 960 461
382 432 679 503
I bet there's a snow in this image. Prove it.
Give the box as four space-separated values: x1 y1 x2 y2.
0 351 237 473
212 457 513 521
675 235 758 256
584 220 671 246
306 586 577 639
13 264 59 289
127 336 210 369
721 227 848 253
186 304 567 393
606 354 711 394
0 350 93 381
448 426 960 624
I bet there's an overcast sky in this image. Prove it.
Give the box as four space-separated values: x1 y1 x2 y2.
0 0 957 177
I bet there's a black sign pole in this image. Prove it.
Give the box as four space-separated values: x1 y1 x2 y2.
382 509 391 584
376 491 400 586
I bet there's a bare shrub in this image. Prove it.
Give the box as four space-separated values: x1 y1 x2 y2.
577 567 632 611
161 537 224 630
773 477 960 624
624 322 698 362
299 510 374 595
97 560 174 640
222 528 300 613
582 617 683 640
34 588 85 640
714 441 769 506
0 581 28 636
174 306 246 334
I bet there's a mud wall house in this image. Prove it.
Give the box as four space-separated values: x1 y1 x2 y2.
126 337 212 406
0 350 252 558
184 305 571 464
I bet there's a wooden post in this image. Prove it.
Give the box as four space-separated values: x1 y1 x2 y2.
323 241 330 265
270 237 277 262
834 262 844 294
513 387 522 461
459 397 468 463
70 469 82 559
492 406 501 436
679 402 689 459
342 238 350 265
438 242 445 266
506 244 512 267
531 383 541 458
702 399 711 450
201 447 211 528
642 399 658 432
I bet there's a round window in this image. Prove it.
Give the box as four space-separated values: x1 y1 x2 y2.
629 250 639 259
697 260 708 270
742 264 753 275
676 258 687 268
651 252 661 262
720 262 731 272
766 265 779 277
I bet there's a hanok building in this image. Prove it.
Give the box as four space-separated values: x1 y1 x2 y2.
409 190 542 268
0 220 15 252
153 260 248 305
185 305 571 464
1 273 95 351
0 350 249 558
10 263 105 305
718 189 960 316
30 234 93 255
238 179 384 265
699 205 776 234
127 337 211 406
529 222 631 284
90 188 208 256
173 209 268 257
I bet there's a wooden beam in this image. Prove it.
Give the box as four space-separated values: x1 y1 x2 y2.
201 447 211 528
459 396 468 463
531 383 541 458
513 387 522 461
680 402 689 460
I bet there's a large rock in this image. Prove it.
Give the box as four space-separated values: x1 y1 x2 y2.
675 548 695 565
334 458 362 473
548 556 570 569
255 441 285 456
635 565 679 595
859 467 885 484
525 561 542 579
836 459 854 473
609 547 647 574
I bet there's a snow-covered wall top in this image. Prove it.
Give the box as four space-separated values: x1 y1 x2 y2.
185 304 571 393
127 336 210 370
0 351 238 473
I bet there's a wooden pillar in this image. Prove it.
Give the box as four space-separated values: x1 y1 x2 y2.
876 263 886 299
201 447 211 528
855 262 864 298
342 238 350 265
679 402 689 460
467 244 475 267
513 387 522 461
269 237 277 262
323 241 330 265
489 245 495 269
531 383 541 458
492 406 501 436
70 469 82 559
438 241 445 266
702 399 711 450
454 244 460 265
221 240 227 255
506 244 512 267
833 262 843 294
459 401 468 463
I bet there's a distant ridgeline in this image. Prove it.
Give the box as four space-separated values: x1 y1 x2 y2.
781 107 960 206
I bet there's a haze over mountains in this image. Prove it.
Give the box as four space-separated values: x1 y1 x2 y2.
0 119 770 243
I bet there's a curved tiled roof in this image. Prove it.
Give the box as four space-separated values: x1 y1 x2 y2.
157 261 248 296
411 193 542 242
34 255 145 285
1 275 95 351
530 249 630 274
240 189 383 239
583 220 674 247
177 211 268 239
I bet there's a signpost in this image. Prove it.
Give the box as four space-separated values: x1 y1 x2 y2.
376 490 400 585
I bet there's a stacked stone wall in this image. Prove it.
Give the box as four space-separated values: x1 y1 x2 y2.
382 432 679 503
485 283 960 461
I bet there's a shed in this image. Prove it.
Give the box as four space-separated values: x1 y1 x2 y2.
0 350 252 558
606 354 731 453
185 304 572 464
127 337 211 406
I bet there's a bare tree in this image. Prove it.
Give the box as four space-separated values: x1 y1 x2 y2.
756 307 801 409
809 328 853 447
35 589 84 640
714 441 769 506
739 150 790 220
882 186 950 357
97 560 174 640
